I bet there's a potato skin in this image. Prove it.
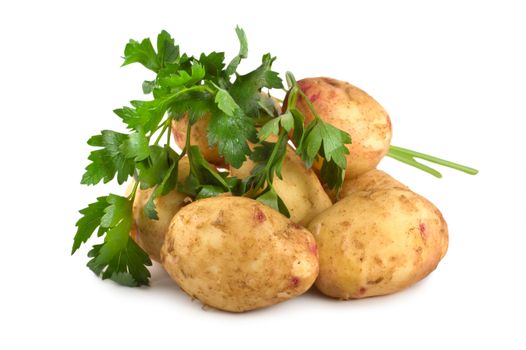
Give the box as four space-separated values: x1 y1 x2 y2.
129 157 190 262
340 169 408 199
308 188 448 299
230 147 332 226
161 196 319 312
172 114 225 167
294 77 392 178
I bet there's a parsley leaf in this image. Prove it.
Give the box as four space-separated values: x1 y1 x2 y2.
168 90 215 123
320 158 346 192
123 38 160 73
295 117 351 190
144 160 178 220
123 30 179 73
159 61 205 88
142 80 156 94
208 109 255 168
74 195 152 286
121 131 150 161
199 52 226 83
214 87 240 116
131 99 168 134
87 239 151 287
156 30 179 68
229 54 283 118
196 185 227 199
90 196 139 272
113 106 144 131
296 117 352 167
141 146 180 219
136 145 176 189
258 111 294 141
225 26 248 76
81 131 134 185
243 134 290 217
187 145 230 190
72 197 109 255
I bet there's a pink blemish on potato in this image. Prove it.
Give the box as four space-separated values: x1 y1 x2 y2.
254 208 266 223
309 92 321 102
419 223 427 239
290 276 300 288
359 287 367 295
289 222 302 229
172 128 184 144
297 80 311 93
309 241 318 256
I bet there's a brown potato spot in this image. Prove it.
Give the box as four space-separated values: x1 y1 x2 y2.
353 239 365 250
367 277 384 285
374 256 383 266
212 210 225 227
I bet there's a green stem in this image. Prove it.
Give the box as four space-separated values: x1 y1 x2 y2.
297 89 322 120
166 120 172 147
185 119 192 152
153 123 169 145
147 121 166 139
127 180 139 201
262 130 287 186
388 145 479 176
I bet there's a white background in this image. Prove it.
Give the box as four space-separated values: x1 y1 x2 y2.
1 0 525 349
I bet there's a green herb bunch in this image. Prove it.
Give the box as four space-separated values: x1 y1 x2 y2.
72 27 353 286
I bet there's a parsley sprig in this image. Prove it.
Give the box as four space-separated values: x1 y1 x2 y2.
72 27 335 286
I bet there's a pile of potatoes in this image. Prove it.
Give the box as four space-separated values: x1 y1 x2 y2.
128 77 448 312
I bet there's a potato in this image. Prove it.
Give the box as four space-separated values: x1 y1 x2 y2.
340 169 408 199
172 114 225 167
294 77 392 178
230 147 332 226
128 157 190 262
161 196 319 312
308 188 448 299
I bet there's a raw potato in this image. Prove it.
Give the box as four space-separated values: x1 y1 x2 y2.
308 188 448 299
161 196 319 312
294 77 392 178
340 169 408 199
128 157 191 262
172 114 224 166
230 147 332 226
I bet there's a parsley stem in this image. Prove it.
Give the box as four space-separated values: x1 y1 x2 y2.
297 89 322 120
259 129 287 188
166 121 172 147
153 123 169 145
128 180 139 201
387 145 479 176
185 119 192 152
